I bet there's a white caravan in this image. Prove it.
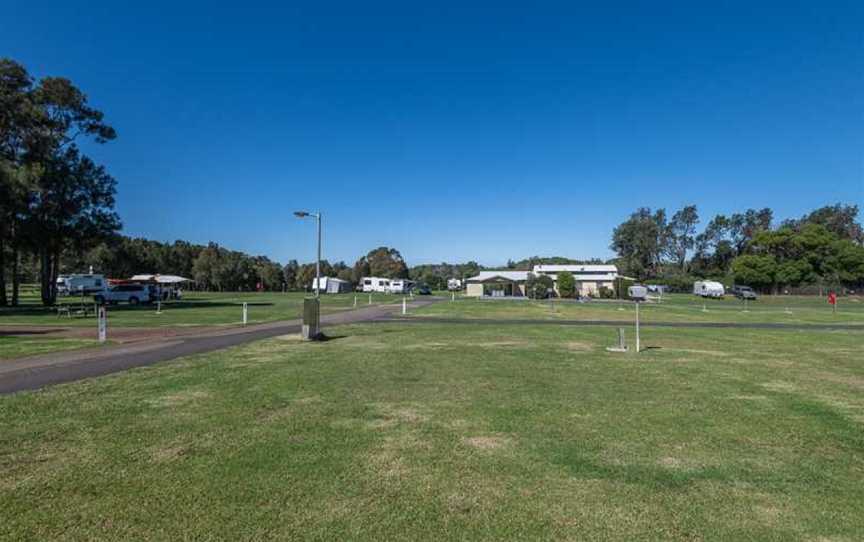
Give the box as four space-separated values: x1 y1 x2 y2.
387 279 412 294
361 277 391 293
693 280 725 298
56 274 106 296
447 278 462 291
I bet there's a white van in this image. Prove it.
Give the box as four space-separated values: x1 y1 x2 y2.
57 274 106 296
693 281 725 298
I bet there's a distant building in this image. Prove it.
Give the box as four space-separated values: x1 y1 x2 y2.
465 264 619 298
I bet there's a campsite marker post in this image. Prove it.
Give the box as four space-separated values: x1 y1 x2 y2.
242 302 248 325
402 297 407 315
97 305 107 343
451 291 455 302
628 286 648 354
353 295 357 308
369 293 372 305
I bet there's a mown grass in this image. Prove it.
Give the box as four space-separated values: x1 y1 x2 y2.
2 315 863 540
0 336 102 360
0 291 405 328
416 293 864 325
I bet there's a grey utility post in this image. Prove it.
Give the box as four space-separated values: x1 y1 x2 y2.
295 210 323 340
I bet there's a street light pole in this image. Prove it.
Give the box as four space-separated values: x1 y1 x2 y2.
316 212 321 298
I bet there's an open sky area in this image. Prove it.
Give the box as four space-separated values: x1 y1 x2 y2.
3 1 862 266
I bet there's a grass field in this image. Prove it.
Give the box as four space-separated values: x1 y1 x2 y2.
415 293 864 325
0 291 406 328
2 300 863 540
0 336 103 360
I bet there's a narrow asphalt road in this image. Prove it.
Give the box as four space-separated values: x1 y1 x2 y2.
0 298 439 395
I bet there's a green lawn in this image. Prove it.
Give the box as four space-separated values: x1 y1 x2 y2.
0 291 406 328
416 293 864 325
0 336 102 359
2 307 863 539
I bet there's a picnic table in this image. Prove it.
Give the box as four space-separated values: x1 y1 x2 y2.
56 302 95 318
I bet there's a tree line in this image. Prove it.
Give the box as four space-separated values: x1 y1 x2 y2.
611 203 864 292
1 58 119 306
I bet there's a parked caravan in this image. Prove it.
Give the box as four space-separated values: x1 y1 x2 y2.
312 277 353 294
387 279 411 294
361 277 391 293
447 278 462 291
56 274 106 296
693 281 725 298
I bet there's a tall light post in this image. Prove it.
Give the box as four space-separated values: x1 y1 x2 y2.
294 211 321 297
295 210 322 340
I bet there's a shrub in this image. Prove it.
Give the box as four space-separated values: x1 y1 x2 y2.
557 271 576 298
526 273 554 299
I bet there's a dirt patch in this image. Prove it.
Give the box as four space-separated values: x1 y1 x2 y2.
663 348 730 357
761 381 798 393
146 390 211 408
150 444 191 463
475 341 528 348
731 394 770 401
403 342 451 350
564 341 592 352
463 435 511 450
274 334 303 342
366 404 428 428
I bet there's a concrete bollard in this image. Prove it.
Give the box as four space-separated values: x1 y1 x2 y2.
242 302 248 325
369 293 372 305
402 296 407 315
353 295 357 308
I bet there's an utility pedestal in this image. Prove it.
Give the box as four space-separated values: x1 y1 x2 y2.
302 297 321 340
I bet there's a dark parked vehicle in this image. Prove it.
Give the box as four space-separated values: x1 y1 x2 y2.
730 285 757 300
416 284 432 295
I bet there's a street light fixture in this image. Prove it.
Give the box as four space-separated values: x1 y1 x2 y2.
294 210 322 298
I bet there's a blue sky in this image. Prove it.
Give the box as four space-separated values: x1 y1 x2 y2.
3 1 862 267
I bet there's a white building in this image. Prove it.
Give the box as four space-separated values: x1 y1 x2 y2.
465 264 619 298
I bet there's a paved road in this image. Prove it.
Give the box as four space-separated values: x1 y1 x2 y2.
0 298 439 395
378 316 864 331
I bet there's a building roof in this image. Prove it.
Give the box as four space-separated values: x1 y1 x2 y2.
465 271 530 283
533 264 618 274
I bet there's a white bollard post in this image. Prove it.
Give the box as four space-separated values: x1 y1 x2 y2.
402 296 407 315
98 305 107 343
353 295 357 308
451 291 455 302
635 301 640 353
702 301 707 312
156 299 162 314
242 302 248 325
368 293 372 305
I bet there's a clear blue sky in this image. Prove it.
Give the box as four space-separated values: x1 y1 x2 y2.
3 1 862 267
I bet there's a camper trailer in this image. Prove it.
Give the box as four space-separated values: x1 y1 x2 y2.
447 278 462 291
361 277 391 293
693 280 725 298
312 277 353 294
56 274 106 296
387 279 411 294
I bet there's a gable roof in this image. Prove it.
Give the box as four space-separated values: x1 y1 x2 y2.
465 271 530 283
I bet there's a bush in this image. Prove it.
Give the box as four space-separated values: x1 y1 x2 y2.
526 273 554 299
557 271 576 298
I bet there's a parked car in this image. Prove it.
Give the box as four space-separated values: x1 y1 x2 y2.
416 284 432 295
94 284 155 306
730 285 758 300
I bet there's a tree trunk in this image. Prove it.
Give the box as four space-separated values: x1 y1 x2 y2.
11 245 19 306
40 247 60 306
0 236 7 307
